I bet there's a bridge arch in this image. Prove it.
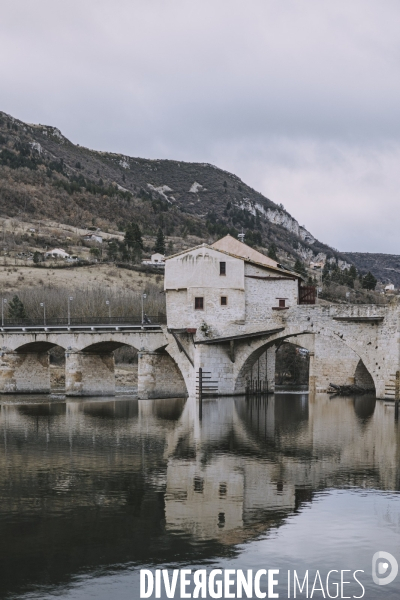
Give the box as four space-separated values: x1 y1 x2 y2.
68 339 188 399
14 341 66 353
137 347 188 399
233 326 378 395
80 341 138 353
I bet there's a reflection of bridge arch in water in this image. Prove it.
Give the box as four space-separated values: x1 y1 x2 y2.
164 393 399 542
0 393 399 598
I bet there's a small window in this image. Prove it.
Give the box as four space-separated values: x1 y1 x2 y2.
193 476 204 493
279 299 286 308
195 297 204 310
219 482 227 497
219 261 226 276
221 296 227 306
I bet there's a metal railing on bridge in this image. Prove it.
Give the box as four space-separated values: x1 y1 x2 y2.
0 314 167 328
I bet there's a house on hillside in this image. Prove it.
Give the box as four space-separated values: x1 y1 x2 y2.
165 234 312 334
142 253 165 268
385 284 396 294
45 248 70 260
310 261 324 270
82 233 103 244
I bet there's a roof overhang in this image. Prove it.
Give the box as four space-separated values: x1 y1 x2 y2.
195 327 285 345
333 316 384 323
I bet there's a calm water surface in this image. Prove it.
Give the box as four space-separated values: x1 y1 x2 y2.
0 393 399 599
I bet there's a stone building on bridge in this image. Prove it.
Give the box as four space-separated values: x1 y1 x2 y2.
163 235 394 400
165 234 305 334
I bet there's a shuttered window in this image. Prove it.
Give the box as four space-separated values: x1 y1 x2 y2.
195 297 204 310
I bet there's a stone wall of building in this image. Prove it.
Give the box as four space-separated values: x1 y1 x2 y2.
165 246 244 291
244 263 299 323
165 246 297 334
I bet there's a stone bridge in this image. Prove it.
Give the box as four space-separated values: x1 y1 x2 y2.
0 303 398 399
171 303 400 400
0 325 186 398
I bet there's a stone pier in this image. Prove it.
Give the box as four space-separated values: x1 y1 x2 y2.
0 351 50 394
138 350 187 399
308 335 364 392
65 351 115 396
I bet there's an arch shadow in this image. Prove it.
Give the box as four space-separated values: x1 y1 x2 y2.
15 341 66 353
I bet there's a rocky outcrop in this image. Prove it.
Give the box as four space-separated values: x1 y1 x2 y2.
236 199 316 244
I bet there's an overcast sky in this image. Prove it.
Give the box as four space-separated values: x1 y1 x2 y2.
1 0 399 253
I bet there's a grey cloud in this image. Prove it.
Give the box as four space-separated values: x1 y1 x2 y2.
0 0 400 251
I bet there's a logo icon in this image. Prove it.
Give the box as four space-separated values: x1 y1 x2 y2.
372 551 398 586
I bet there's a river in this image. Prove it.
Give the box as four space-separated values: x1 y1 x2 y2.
0 393 399 599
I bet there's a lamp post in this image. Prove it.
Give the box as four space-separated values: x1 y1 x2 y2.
40 302 46 327
1 298 7 327
67 296 73 326
141 293 147 324
106 300 111 321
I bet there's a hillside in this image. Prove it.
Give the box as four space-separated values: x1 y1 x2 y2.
0 110 351 272
343 253 400 288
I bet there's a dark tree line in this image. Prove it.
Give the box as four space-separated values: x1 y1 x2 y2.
323 262 377 290
107 224 166 263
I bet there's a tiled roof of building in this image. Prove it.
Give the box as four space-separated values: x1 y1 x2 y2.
211 235 279 269
165 235 301 278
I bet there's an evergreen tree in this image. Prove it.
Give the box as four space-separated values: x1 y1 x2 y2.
124 222 143 251
322 262 331 282
154 228 165 254
8 295 27 319
107 240 119 261
294 258 307 277
362 271 377 290
268 243 278 260
123 222 144 263
349 265 357 280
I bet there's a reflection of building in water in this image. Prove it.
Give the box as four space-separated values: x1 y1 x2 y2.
166 456 244 539
163 394 400 540
0 393 400 598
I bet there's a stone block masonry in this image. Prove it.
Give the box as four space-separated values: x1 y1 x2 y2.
0 352 50 394
65 352 115 396
138 350 187 399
